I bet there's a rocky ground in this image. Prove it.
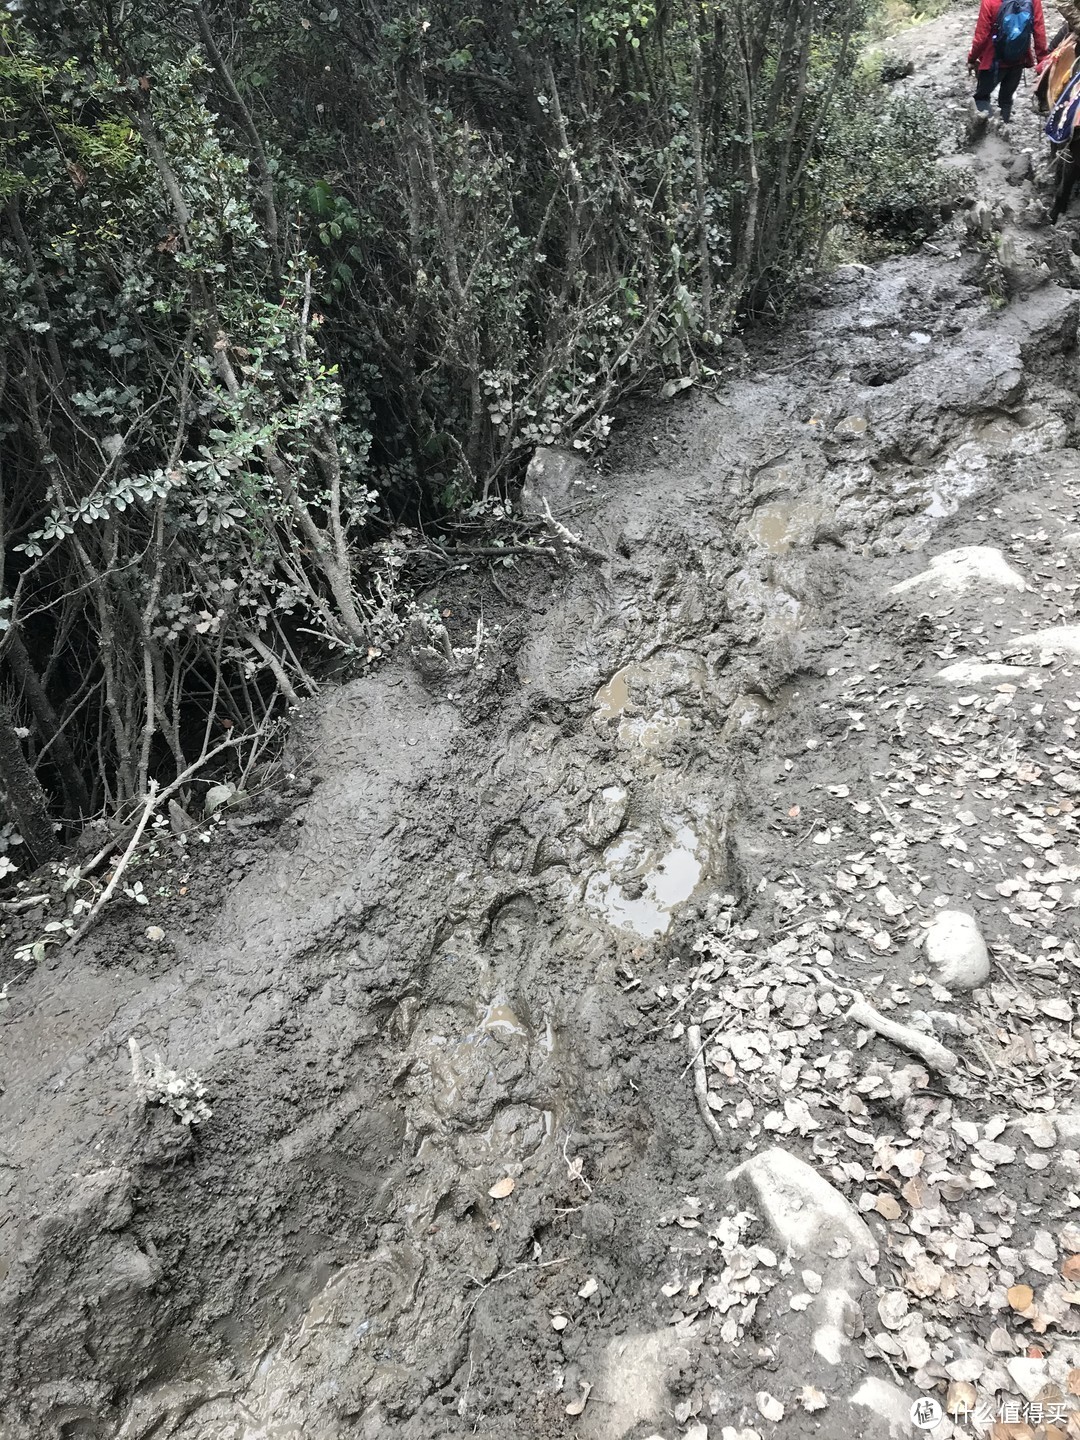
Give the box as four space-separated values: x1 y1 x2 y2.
3 7 1080 1440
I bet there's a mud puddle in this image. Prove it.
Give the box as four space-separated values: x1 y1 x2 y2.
593 649 706 751
584 823 705 938
748 497 823 554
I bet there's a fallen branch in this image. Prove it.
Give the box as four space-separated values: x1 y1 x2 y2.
0 894 49 912
847 995 959 1076
687 1023 728 1150
77 733 247 878
64 730 260 946
541 499 617 565
441 542 558 559
67 781 158 948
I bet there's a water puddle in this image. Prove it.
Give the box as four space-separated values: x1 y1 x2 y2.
920 442 991 518
593 652 706 751
728 694 773 732
616 714 691 749
595 664 634 717
978 417 1017 446
479 997 529 1036
584 825 705 937
923 491 954 519
748 498 822 555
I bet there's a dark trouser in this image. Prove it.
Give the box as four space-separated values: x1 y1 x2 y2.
974 63 1024 120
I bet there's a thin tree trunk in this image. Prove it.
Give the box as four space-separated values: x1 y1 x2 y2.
0 701 58 866
193 4 283 292
2 629 91 820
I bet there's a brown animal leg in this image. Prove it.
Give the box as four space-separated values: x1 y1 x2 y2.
1050 138 1078 222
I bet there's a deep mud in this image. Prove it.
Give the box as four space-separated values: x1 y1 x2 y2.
3 9 1080 1439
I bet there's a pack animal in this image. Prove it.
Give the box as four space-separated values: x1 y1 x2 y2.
1037 24 1080 220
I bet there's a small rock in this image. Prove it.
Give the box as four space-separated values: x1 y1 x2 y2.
924 910 990 990
849 1376 921 1437
756 1391 784 1422
1007 149 1033 185
1005 1355 1050 1401
890 546 1026 597
520 446 587 520
168 799 199 835
1004 624 1080 661
934 660 1032 687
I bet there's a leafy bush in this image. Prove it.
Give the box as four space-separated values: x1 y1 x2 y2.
864 0 951 44
821 90 947 248
0 0 936 831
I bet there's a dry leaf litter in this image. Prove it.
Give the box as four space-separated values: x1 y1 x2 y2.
659 494 1080 1437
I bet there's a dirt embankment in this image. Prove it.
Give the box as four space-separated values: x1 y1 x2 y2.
3 9 1080 1440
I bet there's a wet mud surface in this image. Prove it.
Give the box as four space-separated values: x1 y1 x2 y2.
3 8 1080 1439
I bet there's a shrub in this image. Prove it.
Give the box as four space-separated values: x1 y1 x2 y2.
0 0 932 828
820 89 947 248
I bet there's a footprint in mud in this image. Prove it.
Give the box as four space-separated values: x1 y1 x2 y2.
483 893 541 978
748 496 825 555
583 824 706 939
592 649 711 751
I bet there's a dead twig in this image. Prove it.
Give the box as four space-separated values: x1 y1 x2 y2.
0 894 49 912
687 1023 727 1151
66 781 158 948
77 732 248 879
540 499 648 577
464 1256 569 1320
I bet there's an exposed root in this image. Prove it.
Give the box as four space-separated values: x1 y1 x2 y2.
687 1023 728 1151
847 995 960 1076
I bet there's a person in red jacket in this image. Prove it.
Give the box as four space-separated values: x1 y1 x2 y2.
967 0 1048 121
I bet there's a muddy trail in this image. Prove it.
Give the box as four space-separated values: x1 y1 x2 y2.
5 10 1080 1440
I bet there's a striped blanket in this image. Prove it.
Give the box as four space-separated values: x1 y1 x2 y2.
1037 33 1078 111
1046 69 1080 142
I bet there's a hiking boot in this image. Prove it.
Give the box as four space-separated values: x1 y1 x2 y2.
967 98 990 140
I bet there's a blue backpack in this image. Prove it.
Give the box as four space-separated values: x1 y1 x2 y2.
996 0 1034 63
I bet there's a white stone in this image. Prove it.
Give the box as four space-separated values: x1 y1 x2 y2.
519 445 586 519
1004 625 1080 661
849 1378 921 1437
812 1284 864 1366
890 545 1026 597
727 1147 877 1262
727 1147 877 1365
924 910 990 991
584 1329 691 1440
1006 1355 1050 1401
934 660 1031 687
